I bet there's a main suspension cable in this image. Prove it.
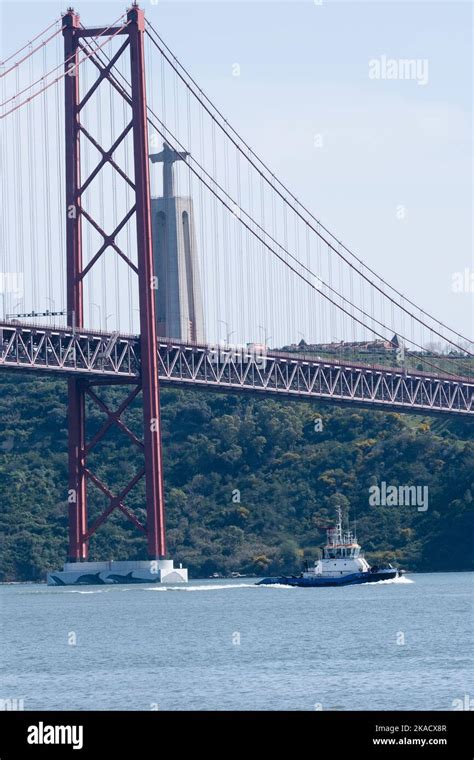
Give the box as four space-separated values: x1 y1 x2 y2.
145 19 472 349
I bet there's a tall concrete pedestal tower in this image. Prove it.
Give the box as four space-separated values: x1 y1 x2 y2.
150 143 205 343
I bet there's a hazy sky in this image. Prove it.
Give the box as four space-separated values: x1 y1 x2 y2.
1 0 472 337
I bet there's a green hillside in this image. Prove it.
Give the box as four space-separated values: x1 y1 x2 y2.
0 371 472 581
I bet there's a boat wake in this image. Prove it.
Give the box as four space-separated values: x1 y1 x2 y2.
371 575 414 585
24 581 293 593
145 582 262 592
51 583 258 594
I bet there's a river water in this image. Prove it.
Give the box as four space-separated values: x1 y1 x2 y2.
1 573 472 711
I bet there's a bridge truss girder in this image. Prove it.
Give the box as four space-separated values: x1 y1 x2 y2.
0 324 472 415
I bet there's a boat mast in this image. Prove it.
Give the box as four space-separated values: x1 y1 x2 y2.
336 505 343 543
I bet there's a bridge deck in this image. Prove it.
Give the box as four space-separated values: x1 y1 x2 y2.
0 322 472 416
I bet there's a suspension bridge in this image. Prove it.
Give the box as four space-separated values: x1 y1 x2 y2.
0 5 472 583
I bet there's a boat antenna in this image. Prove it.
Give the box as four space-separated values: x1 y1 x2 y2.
353 502 357 540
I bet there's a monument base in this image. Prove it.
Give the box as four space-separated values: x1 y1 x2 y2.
47 559 188 586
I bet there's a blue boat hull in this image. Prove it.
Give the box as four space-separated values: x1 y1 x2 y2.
257 569 400 587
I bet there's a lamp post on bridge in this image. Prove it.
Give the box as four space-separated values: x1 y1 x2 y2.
91 302 101 329
259 325 272 348
218 319 235 347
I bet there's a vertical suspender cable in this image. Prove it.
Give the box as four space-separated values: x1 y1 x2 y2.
42 45 53 316
55 28 65 319
15 66 24 313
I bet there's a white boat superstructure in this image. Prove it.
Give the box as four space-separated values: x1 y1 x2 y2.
302 507 371 579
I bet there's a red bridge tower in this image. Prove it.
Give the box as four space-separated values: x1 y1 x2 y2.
48 5 187 585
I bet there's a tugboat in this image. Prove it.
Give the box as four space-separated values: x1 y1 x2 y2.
257 507 400 587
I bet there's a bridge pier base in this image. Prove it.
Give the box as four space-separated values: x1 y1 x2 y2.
47 559 188 586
